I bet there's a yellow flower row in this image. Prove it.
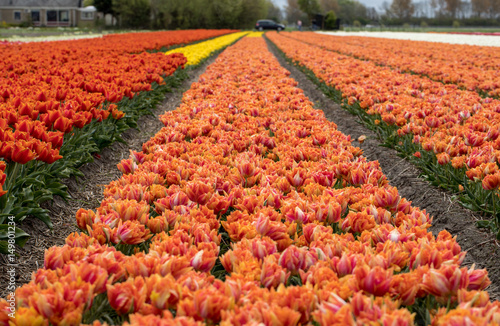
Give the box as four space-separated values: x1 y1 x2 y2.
246 32 265 38
165 32 249 66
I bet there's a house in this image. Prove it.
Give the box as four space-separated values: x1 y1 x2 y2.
0 0 97 27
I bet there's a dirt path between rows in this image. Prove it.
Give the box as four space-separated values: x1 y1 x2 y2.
265 37 500 300
0 58 217 298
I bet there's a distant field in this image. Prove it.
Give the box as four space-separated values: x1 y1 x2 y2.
319 30 500 46
342 26 500 33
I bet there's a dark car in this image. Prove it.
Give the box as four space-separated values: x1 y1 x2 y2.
255 20 285 31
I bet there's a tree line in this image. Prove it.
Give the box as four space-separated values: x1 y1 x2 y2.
91 0 282 29
286 0 372 27
382 0 500 26
89 0 500 29
288 0 500 27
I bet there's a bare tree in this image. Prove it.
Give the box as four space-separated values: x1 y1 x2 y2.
298 0 321 20
319 0 340 13
286 0 309 24
390 0 415 19
367 7 379 21
448 0 461 17
430 0 445 17
486 0 500 18
266 0 283 21
471 0 487 17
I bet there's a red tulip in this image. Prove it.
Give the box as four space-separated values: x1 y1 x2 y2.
11 143 36 164
53 116 73 133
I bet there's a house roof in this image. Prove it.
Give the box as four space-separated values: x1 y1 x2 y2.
0 0 82 8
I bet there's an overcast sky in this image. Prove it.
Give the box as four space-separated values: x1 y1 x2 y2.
271 0 387 11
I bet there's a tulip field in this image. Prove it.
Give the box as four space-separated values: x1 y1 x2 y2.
268 31 500 239
1 30 500 325
0 29 236 250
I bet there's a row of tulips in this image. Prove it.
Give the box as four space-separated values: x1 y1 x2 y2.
165 32 249 66
0 30 237 251
0 34 496 325
0 29 234 168
267 32 500 234
289 32 500 97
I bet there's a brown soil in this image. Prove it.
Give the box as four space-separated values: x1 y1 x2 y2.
265 37 500 300
0 59 216 298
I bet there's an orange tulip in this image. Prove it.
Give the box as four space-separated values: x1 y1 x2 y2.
116 220 152 245
354 264 393 297
87 223 114 245
146 274 181 310
11 307 46 326
260 257 290 288
482 173 500 191
107 277 146 315
177 288 233 323
185 181 213 206
341 211 376 233
190 250 217 273
467 265 491 291
422 265 469 298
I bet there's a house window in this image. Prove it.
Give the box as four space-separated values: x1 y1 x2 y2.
59 10 69 22
47 10 57 22
31 10 40 22
81 11 94 20
13 11 21 21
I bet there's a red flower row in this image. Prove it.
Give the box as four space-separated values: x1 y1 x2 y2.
284 32 500 97
0 30 237 197
0 30 234 164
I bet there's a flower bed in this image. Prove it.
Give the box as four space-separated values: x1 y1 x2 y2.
286 32 500 97
0 34 495 326
268 32 500 235
0 30 237 251
165 32 248 66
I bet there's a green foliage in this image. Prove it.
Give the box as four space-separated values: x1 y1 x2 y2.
353 19 361 27
239 0 268 29
452 20 460 27
337 0 368 25
420 20 428 27
151 0 213 29
298 0 321 19
113 0 151 29
149 0 270 30
0 222 30 254
211 0 243 28
324 10 337 29
266 0 283 22
94 0 114 15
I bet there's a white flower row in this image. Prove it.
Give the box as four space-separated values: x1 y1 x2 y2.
318 31 500 47
0 34 102 43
